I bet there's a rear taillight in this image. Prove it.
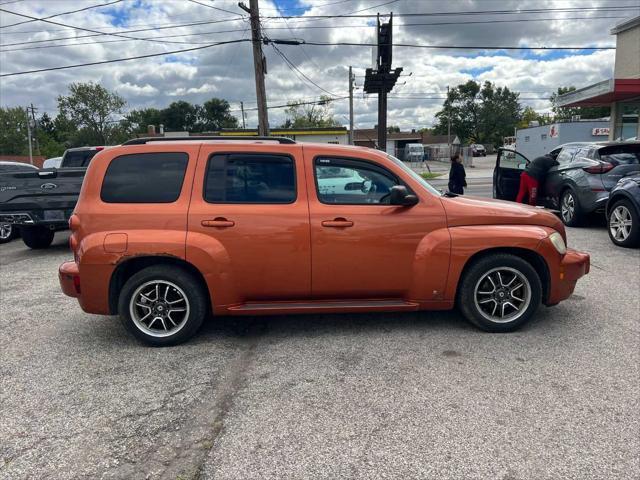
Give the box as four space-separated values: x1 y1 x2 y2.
95 146 104 151
583 162 614 174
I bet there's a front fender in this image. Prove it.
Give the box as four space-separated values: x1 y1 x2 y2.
408 227 451 301
444 225 553 301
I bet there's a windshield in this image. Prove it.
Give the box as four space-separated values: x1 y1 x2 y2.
386 153 441 196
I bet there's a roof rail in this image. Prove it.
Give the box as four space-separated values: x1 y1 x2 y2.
123 136 296 145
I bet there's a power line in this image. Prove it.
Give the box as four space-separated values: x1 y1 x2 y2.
0 7 246 46
288 40 616 50
1 14 627 53
0 0 125 28
186 0 244 17
0 38 251 77
0 17 245 48
230 96 350 112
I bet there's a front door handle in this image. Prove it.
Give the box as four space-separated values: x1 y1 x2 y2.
322 218 354 228
202 217 235 228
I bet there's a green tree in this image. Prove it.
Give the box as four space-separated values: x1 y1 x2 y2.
433 80 521 146
199 98 238 131
58 82 126 144
280 96 340 128
125 108 164 134
0 106 29 155
550 86 610 120
387 125 400 133
162 101 200 132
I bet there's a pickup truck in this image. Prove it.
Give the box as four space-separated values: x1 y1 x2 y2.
0 146 104 249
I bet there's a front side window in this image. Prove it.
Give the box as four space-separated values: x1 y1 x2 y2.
101 152 188 203
314 157 399 204
500 150 527 170
204 153 296 204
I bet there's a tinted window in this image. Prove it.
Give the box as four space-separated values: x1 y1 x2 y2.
101 152 188 203
0 163 37 173
204 153 295 204
598 145 640 166
315 157 398 204
63 150 99 168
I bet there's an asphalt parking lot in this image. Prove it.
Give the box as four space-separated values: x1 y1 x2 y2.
1 221 639 479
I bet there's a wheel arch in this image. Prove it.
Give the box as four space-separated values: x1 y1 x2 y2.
606 191 634 216
108 255 212 315
455 247 550 305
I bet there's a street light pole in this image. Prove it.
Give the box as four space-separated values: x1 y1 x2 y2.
348 65 354 145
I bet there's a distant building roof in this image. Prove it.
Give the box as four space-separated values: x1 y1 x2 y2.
353 128 421 142
610 15 640 35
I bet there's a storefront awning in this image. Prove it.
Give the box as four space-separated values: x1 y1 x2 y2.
557 79 640 107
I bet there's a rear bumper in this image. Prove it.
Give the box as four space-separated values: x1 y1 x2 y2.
59 261 80 298
546 249 590 305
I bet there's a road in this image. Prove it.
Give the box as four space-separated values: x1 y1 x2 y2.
1 223 639 479
429 176 494 198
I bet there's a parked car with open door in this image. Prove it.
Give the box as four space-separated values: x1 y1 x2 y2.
493 141 640 226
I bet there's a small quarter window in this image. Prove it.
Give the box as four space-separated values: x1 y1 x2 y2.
204 153 296 204
101 152 188 203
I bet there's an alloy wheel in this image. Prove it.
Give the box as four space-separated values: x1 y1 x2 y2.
561 192 575 223
0 223 12 240
474 267 532 323
129 280 190 337
610 205 633 242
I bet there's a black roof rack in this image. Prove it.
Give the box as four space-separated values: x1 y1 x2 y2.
123 136 296 146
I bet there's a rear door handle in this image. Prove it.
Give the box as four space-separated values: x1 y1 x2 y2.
201 217 235 228
322 218 354 228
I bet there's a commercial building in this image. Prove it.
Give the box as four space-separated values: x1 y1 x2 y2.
515 120 609 159
557 16 640 140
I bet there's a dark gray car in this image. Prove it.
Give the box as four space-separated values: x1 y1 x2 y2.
494 141 640 226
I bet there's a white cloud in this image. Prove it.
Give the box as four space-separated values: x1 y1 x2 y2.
0 0 637 128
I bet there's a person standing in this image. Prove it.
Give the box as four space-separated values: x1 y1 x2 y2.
448 153 467 194
516 153 558 205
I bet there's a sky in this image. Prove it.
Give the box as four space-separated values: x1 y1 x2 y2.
1 0 639 131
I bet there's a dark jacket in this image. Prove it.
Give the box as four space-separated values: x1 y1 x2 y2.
448 162 467 194
526 154 558 181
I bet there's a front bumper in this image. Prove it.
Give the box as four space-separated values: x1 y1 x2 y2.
59 261 80 298
546 249 590 305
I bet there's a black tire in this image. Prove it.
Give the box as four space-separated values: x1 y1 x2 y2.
608 198 640 248
118 265 208 346
458 253 542 332
560 189 584 227
21 226 54 249
0 223 16 244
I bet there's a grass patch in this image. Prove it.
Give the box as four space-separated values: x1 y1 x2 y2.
420 172 444 179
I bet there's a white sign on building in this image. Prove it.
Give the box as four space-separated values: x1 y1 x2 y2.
592 127 611 136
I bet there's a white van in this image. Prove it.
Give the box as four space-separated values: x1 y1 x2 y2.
405 143 424 161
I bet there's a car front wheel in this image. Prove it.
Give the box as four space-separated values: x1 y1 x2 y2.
458 254 542 332
608 199 639 248
118 265 208 346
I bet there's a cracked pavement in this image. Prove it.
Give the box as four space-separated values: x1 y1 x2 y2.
1 223 638 479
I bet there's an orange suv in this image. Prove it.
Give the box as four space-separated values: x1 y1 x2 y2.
59 137 590 346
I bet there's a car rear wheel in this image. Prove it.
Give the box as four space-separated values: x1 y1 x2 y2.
458 254 542 332
21 226 54 249
118 265 208 346
0 223 16 244
608 199 639 248
560 189 583 227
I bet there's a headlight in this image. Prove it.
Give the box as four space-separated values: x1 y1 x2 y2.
549 232 567 255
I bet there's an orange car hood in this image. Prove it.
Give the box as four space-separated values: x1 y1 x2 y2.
441 195 565 234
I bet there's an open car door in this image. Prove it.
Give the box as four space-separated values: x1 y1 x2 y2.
493 148 529 201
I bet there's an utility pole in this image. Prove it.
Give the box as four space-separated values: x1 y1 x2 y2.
25 107 33 165
239 0 269 136
29 104 40 155
240 101 246 129
348 65 354 145
447 85 451 157
363 13 402 152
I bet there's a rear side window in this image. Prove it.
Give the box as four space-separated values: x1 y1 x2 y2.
63 150 99 167
204 153 296 204
556 147 577 165
598 145 640 166
101 152 188 203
